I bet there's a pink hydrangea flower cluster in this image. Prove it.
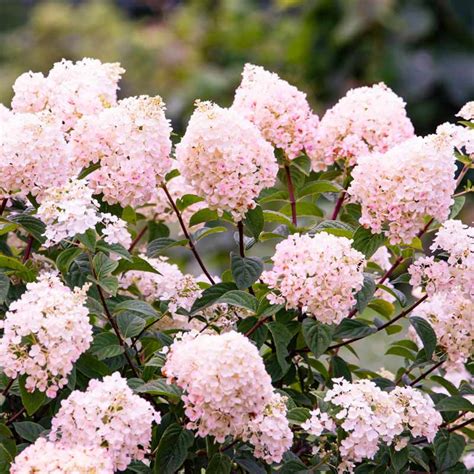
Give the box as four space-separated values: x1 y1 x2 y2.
12 58 124 132
70 95 172 207
231 63 319 162
457 101 474 121
409 220 473 297
409 290 474 369
162 331 292 462
303 378 442 472
101 213 132 249
348 134 457 244
435 122 474 157
176 101 278 221
0 272 92 398
261 232 365 324
10 438 113 474
313 83 414 168
49 372 160 471
140 174 206 233
0 111 71 199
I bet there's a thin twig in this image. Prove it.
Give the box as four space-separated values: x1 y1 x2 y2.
245 316 272 337
162 184 215 284
284 165 297 226
0 198 7 216
6 407 25 425
1 379 14 397
128 225 148 252
219 438 239 452
331 191 346 220
22 235 34 263
409 359 445 386
237 221 245 258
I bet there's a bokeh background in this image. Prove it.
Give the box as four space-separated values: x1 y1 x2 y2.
0 0 473 371
1 0 473 135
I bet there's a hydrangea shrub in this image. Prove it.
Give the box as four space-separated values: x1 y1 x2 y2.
0 59 473 473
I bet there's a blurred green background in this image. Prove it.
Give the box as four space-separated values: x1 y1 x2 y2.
1 0 473 135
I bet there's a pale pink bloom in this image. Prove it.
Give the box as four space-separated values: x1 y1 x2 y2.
457 101 474 121
348 134 457 244
301 408 336 436
232 63 319 163
0 273 92 398
49 372 160 471
70 95 172 207
11 438 113 474
101 213 132 249
261 232 365 324
314 83 414 168
176 101 278 221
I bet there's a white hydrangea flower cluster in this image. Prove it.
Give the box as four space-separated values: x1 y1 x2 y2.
12 58 124 132
457 101 474 121
36 179 131 248
10 438 113 474
409 220 473 298
313 83 414 168
0 110 71 200
348 134 457 244
162 331 293 463
70 95 173 207
261 232 365 324
0 272 92 398
409 290 473 369
303 379 442 473
176 101 278 221
232 63 319 162
49 372 160 471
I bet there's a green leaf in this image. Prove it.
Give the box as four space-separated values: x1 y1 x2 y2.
75 353 111 378
0 443 13 472
434 430 466 470
280 201 323 218
334 319 375 339
190 282 237 314
245 206 264 240
230 253 263 290
135 379 182 401
263 210 293 226
176 194 204 212
331 356 352 381
78 161 101 179
207 453 232 474
121 206 136 224
153 423 194 474
368 299 395 318
312 220 354 238
19 376 46 415
77 229 97 251
115 255 160 275
302 319 333 358
165 169 180 182
385 346 416 361
0 273 10 304
355 273 376 312
114 300 158 318
91 333 124 360
93 275 119 296
409 316 437 360
291 155 311 176
147 238 187 257
117 312 146 338
13 421 44 442
299 180 341 197
217 290 258 312
436 396 474 412
390 446 408 472
189 208 218 227
352 226 386 258
408 445 431 472
9 215 46 243
287 407 311 425
267 322 293 374
193 226 227 242
0 256 36 282
449 196 465 219
56 247 82 274
96 241 132 261
93 252 119 278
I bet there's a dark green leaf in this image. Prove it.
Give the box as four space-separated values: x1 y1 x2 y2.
114 300 158 318
245 206 264 240
334 319 375 339
93 252 119 278
217 290 258 312
115 256 160 275
135 379 182 401
409 316 437 360
390 447 408 472
331 356 352 381
153 423 194 474
77 229 97 251
117 312 146 338
0 443 13 472
189 208 218 227
287 407 311 424
302 319 333 358
299 180 341 197
449 196 465 219
56 247 82 274
13 422 44 443
176 194 204 212
9 215 46 243
147 238 186 257
0 273 10 304
193 226 227 241
19 376 46 416
280 201 323 218
312 220 354 238
91 333 124 360
190 282 237 314
355 273 376 312
352 226 386 258
231 253 263 290
434 431 466 470
96 241 132 261
267 322 293 374
207 453 232 474
436 396 474 412
121 206 136 224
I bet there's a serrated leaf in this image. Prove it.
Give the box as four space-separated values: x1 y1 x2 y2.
207 453 232 474
56 247 82 274
312 220 354 238
355 273 376 312
19 376 46 415
217 290 258 312
13 422 44 443
96 241 132 261
91 333 124 360
352 226 386 258
154 424 194 474
115 255 160 275
117 312 146 338
93 252 119 278
410 316 437 360
302 319 333 358
231 253 263 290
245 206 264 240
190 282 237 314
436 396 474 412
77 229 97 251
287 407 311 424
434 431 466 470
9 215 46 243
114 300 158 318
189 208 218 227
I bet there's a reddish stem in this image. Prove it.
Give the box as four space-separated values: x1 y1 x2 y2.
331 191 346 220
22 235 34 263
128 225 148 252
284 165 297 226
0 198 7 216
